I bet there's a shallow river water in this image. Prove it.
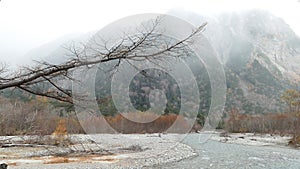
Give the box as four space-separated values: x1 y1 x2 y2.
153 133 300 169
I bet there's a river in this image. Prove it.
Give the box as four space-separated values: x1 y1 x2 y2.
152 133 300 169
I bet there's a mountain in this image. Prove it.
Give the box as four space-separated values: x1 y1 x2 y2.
170 9 300 113
21 9 300 115
24 31 96 65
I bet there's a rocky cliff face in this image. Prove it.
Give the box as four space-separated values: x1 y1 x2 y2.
172 10 300 113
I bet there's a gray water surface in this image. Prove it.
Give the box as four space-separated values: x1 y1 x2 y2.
153 133 300 169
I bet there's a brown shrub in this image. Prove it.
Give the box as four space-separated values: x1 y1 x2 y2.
0 97 197 135
80 112 195 134
225 108 300 136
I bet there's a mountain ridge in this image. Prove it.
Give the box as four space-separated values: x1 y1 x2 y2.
21 9 300 114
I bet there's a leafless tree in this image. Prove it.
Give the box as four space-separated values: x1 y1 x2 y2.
0 17 207 104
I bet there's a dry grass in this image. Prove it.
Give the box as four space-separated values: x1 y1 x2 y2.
44 157 69 164
6 162 17 166
42 155 118 164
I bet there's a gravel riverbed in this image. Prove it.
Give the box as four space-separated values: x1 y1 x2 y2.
0 134 197 169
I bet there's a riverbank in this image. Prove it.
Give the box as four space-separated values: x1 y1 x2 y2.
0 134 196 169
210 131 294 147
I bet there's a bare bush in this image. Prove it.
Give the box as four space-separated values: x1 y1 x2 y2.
81 112 194 134
225 108 300 137
0 97 83 136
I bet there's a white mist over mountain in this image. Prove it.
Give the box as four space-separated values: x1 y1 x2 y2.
0 0 299 68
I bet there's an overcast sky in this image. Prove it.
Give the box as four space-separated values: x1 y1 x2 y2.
0 0 300 67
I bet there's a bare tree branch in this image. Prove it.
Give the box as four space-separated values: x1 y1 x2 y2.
0 18 207 103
